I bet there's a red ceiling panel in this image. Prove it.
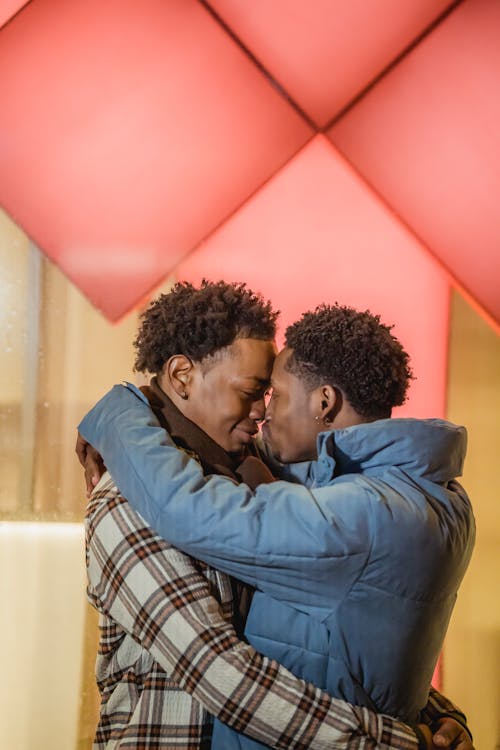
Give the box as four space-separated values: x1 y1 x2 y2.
0 0 311 320
329 0 500 329
0 0 30 30
207 0 454 127
175 136 451 418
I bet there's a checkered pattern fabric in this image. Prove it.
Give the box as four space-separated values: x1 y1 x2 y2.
86 472 463 749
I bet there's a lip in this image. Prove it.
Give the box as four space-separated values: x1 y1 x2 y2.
235 427 257 445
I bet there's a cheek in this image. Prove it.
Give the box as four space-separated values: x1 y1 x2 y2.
230 394 259 425
280 407 311 446
198 382 231 416
209 392 249 430
270 401 288 432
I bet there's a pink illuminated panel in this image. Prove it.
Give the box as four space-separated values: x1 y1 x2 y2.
207 0 453 127
176 136 450 418
0 0 311 320
0 0 30 30
329 0 500 327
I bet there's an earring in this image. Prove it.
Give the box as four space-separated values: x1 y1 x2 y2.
180 391 188 400
315 414 331 425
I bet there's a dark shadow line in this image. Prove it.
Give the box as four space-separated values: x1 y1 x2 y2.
325 0 464 131
329 142 498 328
0 0 33 32
198 0 319 130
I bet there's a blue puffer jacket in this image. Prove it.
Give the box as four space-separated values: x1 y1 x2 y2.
80 384 475 747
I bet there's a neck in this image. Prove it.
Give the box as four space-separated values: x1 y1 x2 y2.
330 403 380 431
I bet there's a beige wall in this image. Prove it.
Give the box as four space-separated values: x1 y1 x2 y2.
0 211 31 511
0 207 161 520
0 523 87 750
444 291 500 749
32 249 140 516
0 209 29 402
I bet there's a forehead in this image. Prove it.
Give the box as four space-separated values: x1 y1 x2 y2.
222 338 276 381
271 347 294 380
271 348 311 400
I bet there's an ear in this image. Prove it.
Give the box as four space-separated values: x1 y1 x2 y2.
318 385 341 426
164 355 194 399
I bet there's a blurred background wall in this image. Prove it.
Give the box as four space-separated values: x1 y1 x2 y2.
0 1 498 748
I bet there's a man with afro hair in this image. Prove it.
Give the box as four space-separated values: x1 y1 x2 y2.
260 304 414 465
78 287 474 750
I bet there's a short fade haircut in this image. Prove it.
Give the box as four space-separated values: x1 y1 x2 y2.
284 304 413 420
134 280 279 374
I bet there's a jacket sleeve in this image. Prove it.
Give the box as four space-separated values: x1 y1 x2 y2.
79 384 370 605
87 477 421 750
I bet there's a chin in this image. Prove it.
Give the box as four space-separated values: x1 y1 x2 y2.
228 438 252 455
267 442 286 464
232 443 247 454
270 443 304 465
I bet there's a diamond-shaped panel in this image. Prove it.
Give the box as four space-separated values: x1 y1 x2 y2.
176 136 451 418
0 0 29 30
207 0 453 127
329 0 500 327
0 0 311 320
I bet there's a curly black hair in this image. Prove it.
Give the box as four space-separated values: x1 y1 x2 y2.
284 304 414 419
134 280 279 373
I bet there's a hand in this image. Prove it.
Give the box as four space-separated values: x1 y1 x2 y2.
235 455 276 490
432 717 474 749
416 725 433 749
75 432 106 497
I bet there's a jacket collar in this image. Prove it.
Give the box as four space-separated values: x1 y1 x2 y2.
312 417 467 486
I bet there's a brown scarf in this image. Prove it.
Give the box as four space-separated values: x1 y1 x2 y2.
140 376 257 634
140 376 249 480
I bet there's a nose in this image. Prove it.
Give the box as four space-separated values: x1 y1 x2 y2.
249 396 266 423
264 392 275 421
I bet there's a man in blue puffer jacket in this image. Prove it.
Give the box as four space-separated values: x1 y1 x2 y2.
79 302 475 748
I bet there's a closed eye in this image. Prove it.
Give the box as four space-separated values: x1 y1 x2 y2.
242 387 271 400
